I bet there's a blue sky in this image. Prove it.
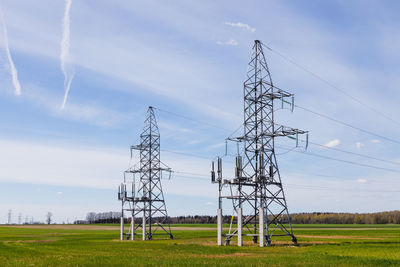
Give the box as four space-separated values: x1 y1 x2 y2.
1 0 400 223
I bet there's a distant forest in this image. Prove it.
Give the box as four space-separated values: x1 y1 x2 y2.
78 211 400 224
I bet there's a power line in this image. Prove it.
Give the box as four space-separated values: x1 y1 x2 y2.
289 148 400 174
284 183 400 193
154 107 233 133
163 143 400 178
163 149 390 184
172 172 400 193
261 42 400 128
155 106 400 174
162 111 400 168
155 107 248 145
173 170 210 178
157 103 400 151
303 140 400 166
162 148 236 164
161 149 211 160
295 104 400 146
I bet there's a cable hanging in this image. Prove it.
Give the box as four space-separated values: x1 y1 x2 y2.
261 42 400 128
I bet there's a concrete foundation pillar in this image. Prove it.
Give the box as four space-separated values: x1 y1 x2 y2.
131 216 135 240
120 217 124 241
259 207 265 247
217 208 223 246
237 208 243 247
142 215 146 241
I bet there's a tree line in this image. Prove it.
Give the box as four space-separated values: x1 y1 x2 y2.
77 210 400 224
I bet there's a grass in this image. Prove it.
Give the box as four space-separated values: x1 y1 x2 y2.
0 224 399 266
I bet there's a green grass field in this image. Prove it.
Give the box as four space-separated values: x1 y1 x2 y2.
0 224 399 266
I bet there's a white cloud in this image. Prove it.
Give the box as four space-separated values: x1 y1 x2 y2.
205 142 226 150
224 21 256 32
57 191 63 195
323 138 341 148
357 178 367 183
0 5 21 95
60 0 74 109
0 139 128 189
0 138 216 198
355 142 364 149
205 202 213 206
1 1 241 126
21 84 134 127
370 139 381 143
158 121 195 134
217 39 238 46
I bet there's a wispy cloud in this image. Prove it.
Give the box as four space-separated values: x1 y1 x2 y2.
217 39 238 46
370 139 381 143
60 0 74 110
205 142 225 150
357 178 367 184
224 21 256 32
158 121 196 134
23 84 134 127
0 5 21 95
323 138 341 148
355 142 364 149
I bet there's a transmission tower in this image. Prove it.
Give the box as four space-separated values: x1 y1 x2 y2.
211 40 308 247
118 106 173 241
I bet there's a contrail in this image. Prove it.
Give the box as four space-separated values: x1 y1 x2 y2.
60 0 73 110
0 4 21 96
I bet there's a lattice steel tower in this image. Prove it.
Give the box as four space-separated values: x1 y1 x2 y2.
211 40 308 247
118 106 173 240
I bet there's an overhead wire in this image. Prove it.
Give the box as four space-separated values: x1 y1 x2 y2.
261 42 400 128
155 102 400 150
162 144 400 178
170 171 400 194
303 140 400 166
295 104 400 146
283 146 400 174
154 107 233 133
148 59 400 182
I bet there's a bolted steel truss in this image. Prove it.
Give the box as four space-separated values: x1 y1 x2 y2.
212 40 308 247
118 106 173 240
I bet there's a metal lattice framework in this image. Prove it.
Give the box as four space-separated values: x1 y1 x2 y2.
212 40 308 247
118 106 173 240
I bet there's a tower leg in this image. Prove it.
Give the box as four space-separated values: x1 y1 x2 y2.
259 207 265 247
131 215 135 240
217 208 223 246
237 208 243 247
120 217 124 241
